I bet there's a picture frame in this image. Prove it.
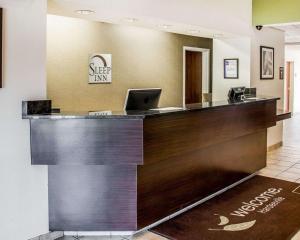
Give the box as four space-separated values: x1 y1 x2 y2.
224 58 239 79
0 8 2 88
260 46 274 80
279 67 284 80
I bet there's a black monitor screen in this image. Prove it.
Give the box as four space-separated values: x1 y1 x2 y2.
124 88 162 111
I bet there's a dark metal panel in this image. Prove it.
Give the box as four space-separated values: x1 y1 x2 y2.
49 165 137 231
30 119 143 165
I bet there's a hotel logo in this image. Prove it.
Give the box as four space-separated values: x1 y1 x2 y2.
209 187 284 232
209 215 256 232
89 54 112 83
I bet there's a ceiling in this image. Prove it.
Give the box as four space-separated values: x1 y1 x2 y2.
47 0 238 39
272 23 300 44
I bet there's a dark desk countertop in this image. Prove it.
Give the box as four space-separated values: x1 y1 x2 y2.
22 96 280 120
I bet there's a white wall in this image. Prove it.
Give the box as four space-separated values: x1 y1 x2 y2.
286 45 300 113
0 0 48 239
251 27 285 147
212 37 251 101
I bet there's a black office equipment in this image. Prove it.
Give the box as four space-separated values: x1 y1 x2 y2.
245 88 257 98
22 100 52 116
228 87 246 102
124 88 162 111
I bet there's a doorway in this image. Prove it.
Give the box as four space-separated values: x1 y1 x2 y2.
183 47 210 107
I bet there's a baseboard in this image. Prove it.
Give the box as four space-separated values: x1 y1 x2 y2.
28 231 63 240
267 141 283 152
64 231 134 236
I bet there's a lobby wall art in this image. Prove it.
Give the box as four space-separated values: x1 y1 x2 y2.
260 46 274 80
224 58 239 79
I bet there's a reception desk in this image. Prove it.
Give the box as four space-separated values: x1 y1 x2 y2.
23 97 279 231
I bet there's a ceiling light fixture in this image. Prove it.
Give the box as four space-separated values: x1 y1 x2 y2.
159 24 172 29
75 10 95 15
123 18 138 23
188 29 200 34
213 33 224 38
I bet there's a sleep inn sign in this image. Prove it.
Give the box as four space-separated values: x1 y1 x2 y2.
89 54 112 83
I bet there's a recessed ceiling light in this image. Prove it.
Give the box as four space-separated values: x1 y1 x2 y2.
123 18 138 23
159 24 172 29
188 29 200 34
213 33 224 38
75 10 95 15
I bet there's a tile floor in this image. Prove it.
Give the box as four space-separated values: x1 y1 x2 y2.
59 114 300 240
259 146 300 183
259 113 300 183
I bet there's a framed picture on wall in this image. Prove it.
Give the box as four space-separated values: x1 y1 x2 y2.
260 46 274 80
224 58 239 79
279 67 284 80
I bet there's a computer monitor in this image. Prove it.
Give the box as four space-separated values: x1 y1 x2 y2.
124 88 162 111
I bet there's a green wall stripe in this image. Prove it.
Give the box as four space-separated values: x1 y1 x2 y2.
253 0 300 25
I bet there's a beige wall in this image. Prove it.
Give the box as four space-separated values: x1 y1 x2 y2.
251 27 285 147
47 15 213 111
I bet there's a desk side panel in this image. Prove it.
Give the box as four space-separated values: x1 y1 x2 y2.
30 119 143 165
49 166 137 231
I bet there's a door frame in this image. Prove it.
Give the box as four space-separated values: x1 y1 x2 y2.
285 61 294 113
183 46 210 107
